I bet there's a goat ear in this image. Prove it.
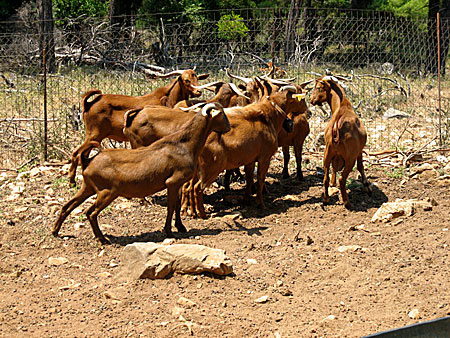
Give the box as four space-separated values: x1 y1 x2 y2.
160 96 168 106
198 73 210 80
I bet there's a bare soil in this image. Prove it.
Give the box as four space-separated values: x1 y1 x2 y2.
0 154 449 338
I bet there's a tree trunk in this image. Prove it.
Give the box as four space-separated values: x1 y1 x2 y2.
37 0 55 73
284 0 302 62
440 4 449 75
109 0 142 30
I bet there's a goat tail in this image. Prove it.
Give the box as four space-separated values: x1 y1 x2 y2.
331 115 345 143
123 108 143 129
81 89 102 113
79 141 102 170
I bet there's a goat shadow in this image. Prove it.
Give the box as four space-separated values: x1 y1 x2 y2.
144 170 388 224
106 222 268 247
201 170 388 216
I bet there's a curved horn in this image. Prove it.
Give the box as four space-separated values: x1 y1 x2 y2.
322 75 340 83
334 75 352 82
225 68 252 84
192 81 224 90
178 101 207 112
228 82 251 100
153 69 186 78
201 102 224 117
261 75 297 84
279 85 298 93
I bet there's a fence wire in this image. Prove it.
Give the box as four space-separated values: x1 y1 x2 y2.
0 7 449 170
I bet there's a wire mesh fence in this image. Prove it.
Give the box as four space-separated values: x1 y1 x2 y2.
0 7 449 170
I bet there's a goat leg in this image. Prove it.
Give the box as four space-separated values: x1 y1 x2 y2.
164 187 179 236
282 146 290 179
85 189 118 244
174 192 187 233
180 181 191 216
322 148 332 205
294 142 305 181
357 154 372 196
256 159 271 209
339 159 356 210
193 180 207 219
52 182 95 237
243 162 255 204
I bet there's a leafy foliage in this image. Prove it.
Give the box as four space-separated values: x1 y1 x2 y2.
53 0 109 23
217 12 249 40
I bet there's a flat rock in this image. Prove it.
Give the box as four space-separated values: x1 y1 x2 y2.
48 257 69 266
383 108 412 119
118 242 233 280
371 198 436 223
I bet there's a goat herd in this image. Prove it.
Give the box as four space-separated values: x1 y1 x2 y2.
51 67 372 244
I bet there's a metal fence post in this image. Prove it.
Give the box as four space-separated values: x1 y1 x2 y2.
43 47 48 162
437 12 442 149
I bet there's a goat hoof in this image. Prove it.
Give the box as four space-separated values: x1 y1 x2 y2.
282 171 289 179
176 224 187 233
98 237 111 245
296 174 304 181
344 202 352 210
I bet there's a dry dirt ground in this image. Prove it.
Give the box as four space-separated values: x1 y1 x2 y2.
0 153 449 338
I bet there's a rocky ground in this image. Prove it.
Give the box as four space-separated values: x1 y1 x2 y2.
0 151 449 338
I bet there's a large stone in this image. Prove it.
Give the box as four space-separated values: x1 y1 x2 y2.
371 198 436 223
118 242 233 280
383 108 412 119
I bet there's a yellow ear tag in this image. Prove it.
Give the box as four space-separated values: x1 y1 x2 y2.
210 109 220 117
293 93 305 101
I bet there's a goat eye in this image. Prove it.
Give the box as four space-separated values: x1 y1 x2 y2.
185 80 191 85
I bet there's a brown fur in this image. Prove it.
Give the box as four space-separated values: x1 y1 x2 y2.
182 89 297 219
68 69 209 184
309 77 371 209
174 82 242 109
53 103 230 244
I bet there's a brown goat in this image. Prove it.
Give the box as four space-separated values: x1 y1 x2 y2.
68 69 209 184
183 88 297 219
222 79 311 187
123 105 198 149
52 103 230 244
174 81 249 109
309 76 371 208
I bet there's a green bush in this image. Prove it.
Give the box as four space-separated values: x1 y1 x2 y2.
53 0 109 24
217 12 248 40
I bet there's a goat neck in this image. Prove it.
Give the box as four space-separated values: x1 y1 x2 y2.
326 81 352 115
163 77 188 108
179 105 229 161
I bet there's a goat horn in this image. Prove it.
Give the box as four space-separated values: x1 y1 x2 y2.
279 85 298 93
178 102 207 112
225 68 252 84
334 75 352 82
192 81 224 90
202 102 223 117
228 82 251 100
262 75 297 84
322 75 340 83
153 69 186 78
